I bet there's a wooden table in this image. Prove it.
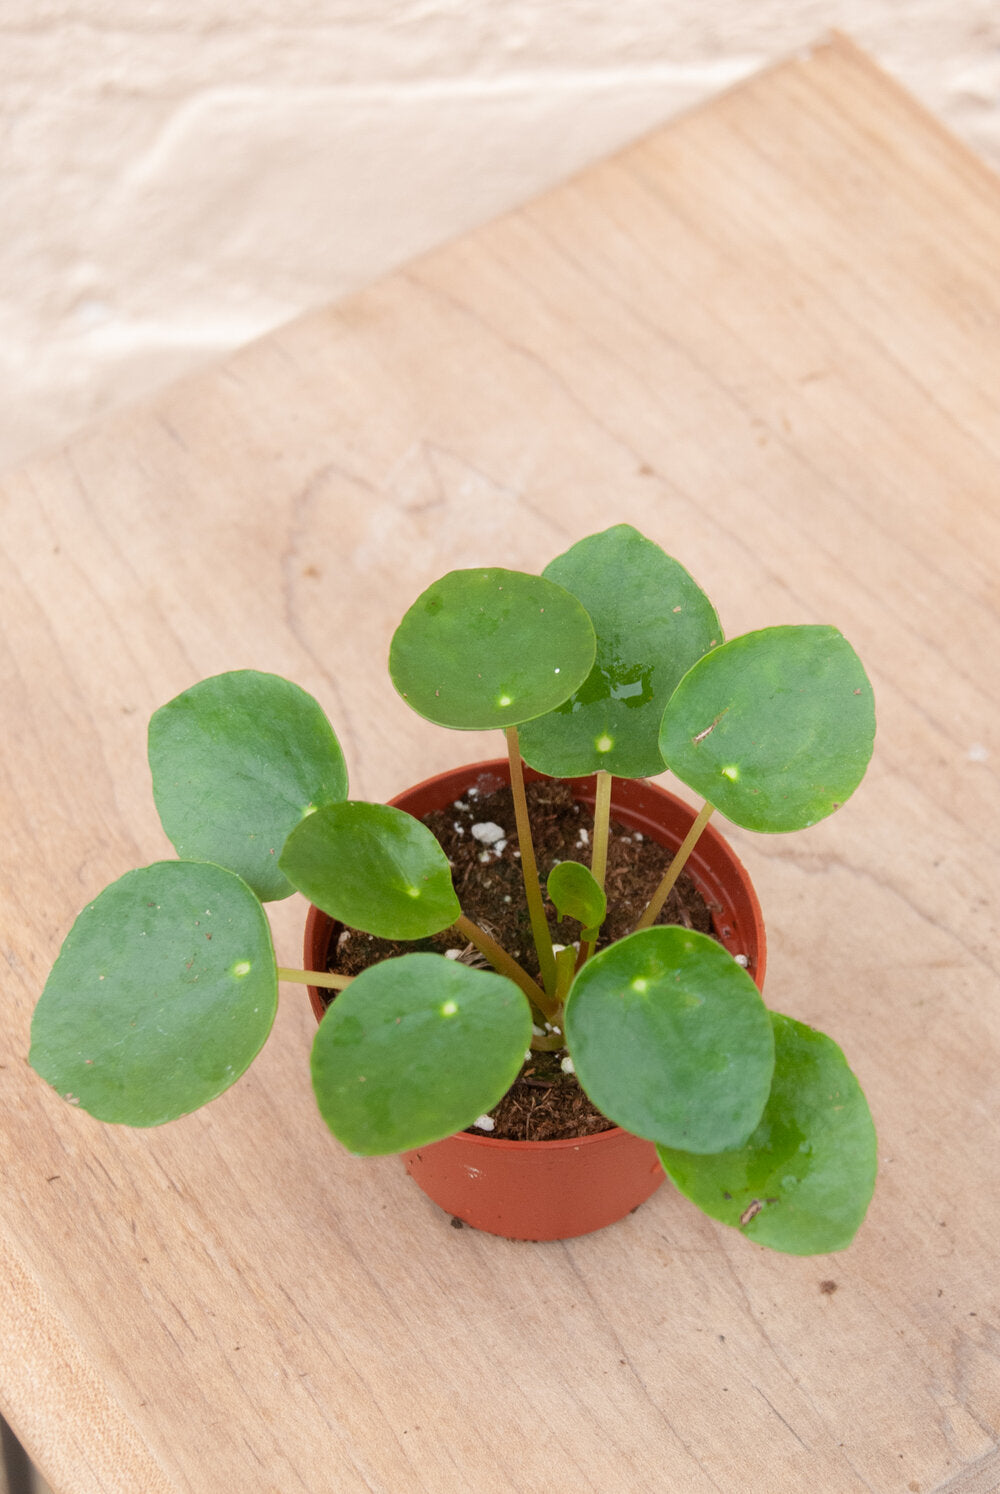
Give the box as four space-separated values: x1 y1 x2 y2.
3 32 999 1494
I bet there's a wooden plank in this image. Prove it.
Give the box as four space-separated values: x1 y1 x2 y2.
937 1449 1000 1494
2 31 999 1494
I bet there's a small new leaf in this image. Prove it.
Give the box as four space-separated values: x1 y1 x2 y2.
547 860 607 942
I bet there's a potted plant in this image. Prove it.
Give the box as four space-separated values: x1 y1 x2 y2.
31 525 877 1252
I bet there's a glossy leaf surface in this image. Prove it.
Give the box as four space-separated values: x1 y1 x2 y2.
389 567 596 730
660 625 875 832
547 860 607 942
519 526 721 777
658 1012 877 1255
149 670 348 901
564 927 774 1152
311 954 533 1154
280 800 460 939
30 861 277 1126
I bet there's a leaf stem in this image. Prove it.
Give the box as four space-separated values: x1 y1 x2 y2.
633 800 716 932
453 913 557 1020
530 1028 566 1053
574 768 614 972
505 725 558 997
277 966 353 990
553 945 577 1004
590 770 612 893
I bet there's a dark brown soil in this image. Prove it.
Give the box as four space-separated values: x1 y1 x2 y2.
325 778 719 1141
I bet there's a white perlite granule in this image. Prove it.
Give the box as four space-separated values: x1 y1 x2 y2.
471 821 505 845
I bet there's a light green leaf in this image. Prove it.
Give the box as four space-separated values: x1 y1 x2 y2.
30 861 277 1126
564 927 774 1152
519 525 721 777
547 860 607 942
280 800 460 940
311 954 533 1154
660 625 875 832
658 1012 877 1255
149 670 348 901
388 567 596 730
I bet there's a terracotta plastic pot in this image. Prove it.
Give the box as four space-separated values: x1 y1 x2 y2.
304 759 766 1242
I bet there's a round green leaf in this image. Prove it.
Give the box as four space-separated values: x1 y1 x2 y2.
547 860 607 942
311 954 533 1154
30 861 278 1126
388 567 596 730
657 1012 877 1255
149 670 349 902
564 927 774 1152
520 525 721 777
280 800 460 940
660 625 875 833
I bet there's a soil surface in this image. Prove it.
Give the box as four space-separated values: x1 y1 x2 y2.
326 778 719 1141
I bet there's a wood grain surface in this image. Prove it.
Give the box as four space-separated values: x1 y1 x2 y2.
2 32 999 1494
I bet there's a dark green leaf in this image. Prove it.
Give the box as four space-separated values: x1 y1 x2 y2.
149 670 348 901
564 927 774 1152
658 1012 877 1255
660 625 875 832
280 800 460 940
547 860 606 942
519 525 721 777
311 954 533 1153
30 861 277 1126
388 567 596 730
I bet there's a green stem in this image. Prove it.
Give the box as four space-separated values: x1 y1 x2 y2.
530 1026 566 1053
574 768 614 973
553 945 577 1004
591 770 612 893
452 913 557 1020
505 725 558 998
633 800 715 932
277 966 353 990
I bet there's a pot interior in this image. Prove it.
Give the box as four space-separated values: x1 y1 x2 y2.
303 758 766 1027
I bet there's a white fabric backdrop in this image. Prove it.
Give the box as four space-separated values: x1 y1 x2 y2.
3 1 998 470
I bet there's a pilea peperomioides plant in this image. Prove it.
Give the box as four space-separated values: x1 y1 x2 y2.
31 525 878 1254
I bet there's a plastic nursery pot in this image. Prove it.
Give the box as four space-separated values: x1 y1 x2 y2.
304 759 766 1243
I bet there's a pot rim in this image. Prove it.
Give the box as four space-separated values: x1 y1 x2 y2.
304 756 766 1154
